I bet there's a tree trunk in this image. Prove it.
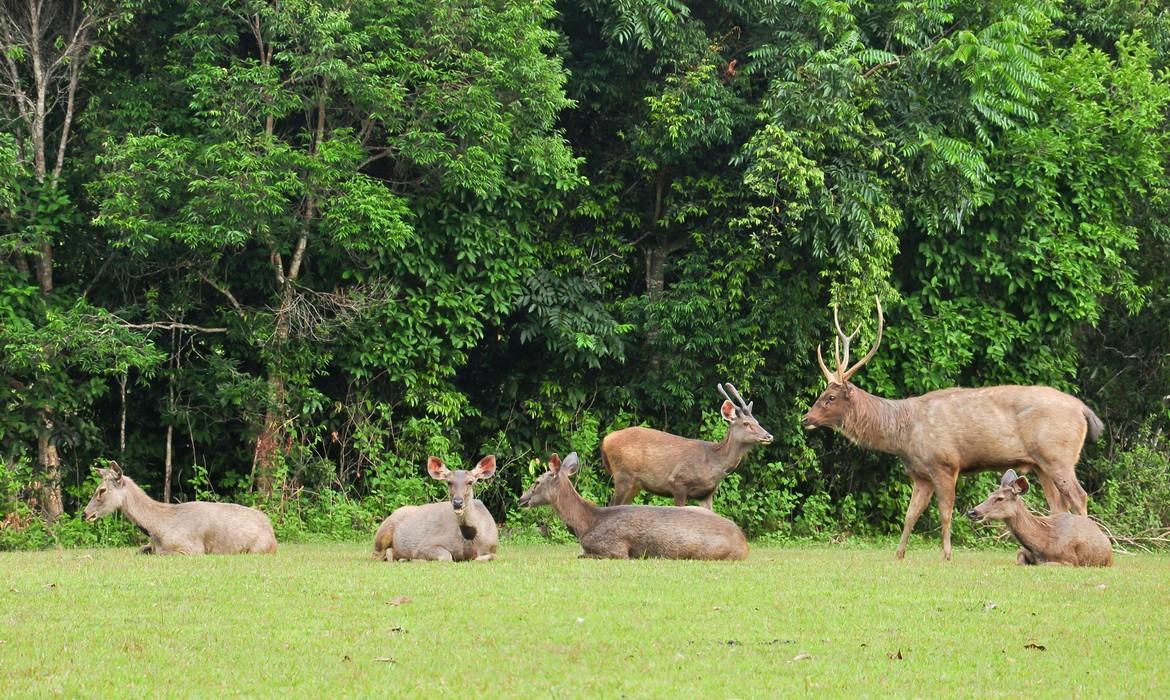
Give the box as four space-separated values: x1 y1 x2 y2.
36 416 64 522
252 371 287 496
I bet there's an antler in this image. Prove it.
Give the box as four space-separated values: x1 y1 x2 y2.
816 296 884 385
717 382 753 416
839 296 883 383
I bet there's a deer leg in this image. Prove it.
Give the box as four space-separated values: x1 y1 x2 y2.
895 478 934 560
474 552 495 562
673 492 688 507
934 478 957 562
609 476 640 506
1036 472 1067 513
1017 548 1037 566
417 545 454 562
698 493 714 510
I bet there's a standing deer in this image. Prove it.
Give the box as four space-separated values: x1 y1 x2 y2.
83 462 277 555
801 298 1104 561
519 452 748 560
602 383 773 509
372 455 499 562
966 470 1112 567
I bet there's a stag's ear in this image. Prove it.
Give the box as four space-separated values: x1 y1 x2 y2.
107 461 124 485
1012 476 1029 495
720 400 738 421
426 457 451 481
548 453 561 473
562 452 580 476
471 455 497 481
999 469 1019 487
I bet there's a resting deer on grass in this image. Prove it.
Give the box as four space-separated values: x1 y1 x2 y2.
519 452 748 560
83 462 276 555
372 456 499 562
967 470 1113 567
801 298 1103 561
601 383 772 509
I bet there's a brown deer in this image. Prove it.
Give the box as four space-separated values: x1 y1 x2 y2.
801 298 1104 561
966 470 1113 566
372 455 499 562
83 462 277 555
602 383 773 509
519 452 748 560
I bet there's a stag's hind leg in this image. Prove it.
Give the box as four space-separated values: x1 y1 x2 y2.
609 475 640 506
1036 472 1068 513
934 476 957 561
895 477 934 560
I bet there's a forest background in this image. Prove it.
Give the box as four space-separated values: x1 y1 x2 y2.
2 0 1168 549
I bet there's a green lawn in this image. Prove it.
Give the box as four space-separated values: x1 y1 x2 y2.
1 541 1166 698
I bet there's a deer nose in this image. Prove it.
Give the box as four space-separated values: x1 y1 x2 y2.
965 509 978 520
452 498 465 510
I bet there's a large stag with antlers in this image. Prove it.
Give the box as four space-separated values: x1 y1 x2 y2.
801 298 1104 560
601 383 773 509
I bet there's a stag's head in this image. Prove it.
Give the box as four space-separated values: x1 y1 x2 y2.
518 452 579 508
83 461 129 522
427 455 497 516
966 470 1028 523
801 297 883 431
718 383 773 447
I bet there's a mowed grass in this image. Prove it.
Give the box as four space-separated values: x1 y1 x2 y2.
1 541 1167 698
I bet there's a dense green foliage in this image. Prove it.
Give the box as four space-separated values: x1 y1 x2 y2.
2 0 1168 548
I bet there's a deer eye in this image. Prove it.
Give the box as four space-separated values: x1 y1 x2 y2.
994 496 1004 502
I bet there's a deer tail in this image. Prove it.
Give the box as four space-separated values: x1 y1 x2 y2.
372 516 395 561
600 444 613 475
1083 404 1105 443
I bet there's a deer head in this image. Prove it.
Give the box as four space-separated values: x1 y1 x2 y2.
83 461 128 522
427 455 497 516
966 470 1029 523
801 296 883 431
718 382 773 446
518 452 579 508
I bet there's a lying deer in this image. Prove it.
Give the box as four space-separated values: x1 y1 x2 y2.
802 297 1104 560
967 470 1113 566
83 462 277 554
372 455 498 562
602 383 773 508
519 452 748 560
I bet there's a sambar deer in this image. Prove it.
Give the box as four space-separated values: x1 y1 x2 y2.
372 455 499 562
801 298 1104 560
83 462 277 554
966 470 1112 567
601 383 773 509
519 452 748 560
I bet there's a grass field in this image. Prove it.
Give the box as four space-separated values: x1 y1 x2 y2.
1 540 1167 698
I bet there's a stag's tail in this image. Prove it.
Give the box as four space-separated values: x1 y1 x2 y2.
599 442 613 475
1083 404 1105 442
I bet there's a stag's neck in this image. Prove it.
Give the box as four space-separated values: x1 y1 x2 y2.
118 478 173 533
1005 506 1055 555
551 479 602 537
839 387 912 456
710 433 752 473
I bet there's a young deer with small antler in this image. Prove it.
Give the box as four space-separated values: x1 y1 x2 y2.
967 470 1112 567
802 298 1104 561
601 383 773 509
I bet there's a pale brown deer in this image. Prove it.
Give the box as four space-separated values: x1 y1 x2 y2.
966 470 1112 566
372 455 499 562
801 298 1104 561
519 452 748 560
602 383 773 509
83 462 277 555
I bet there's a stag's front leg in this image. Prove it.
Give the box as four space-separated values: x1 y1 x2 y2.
934 476 957 561
895 477 934 560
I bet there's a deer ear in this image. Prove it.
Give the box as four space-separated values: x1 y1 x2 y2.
720 400 738 421
1012 476 1029 495
471 455 497 480
426 457 451 481
107 461 124 485
562 452 580 476
549 453 561 471
1000 469 1019 487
